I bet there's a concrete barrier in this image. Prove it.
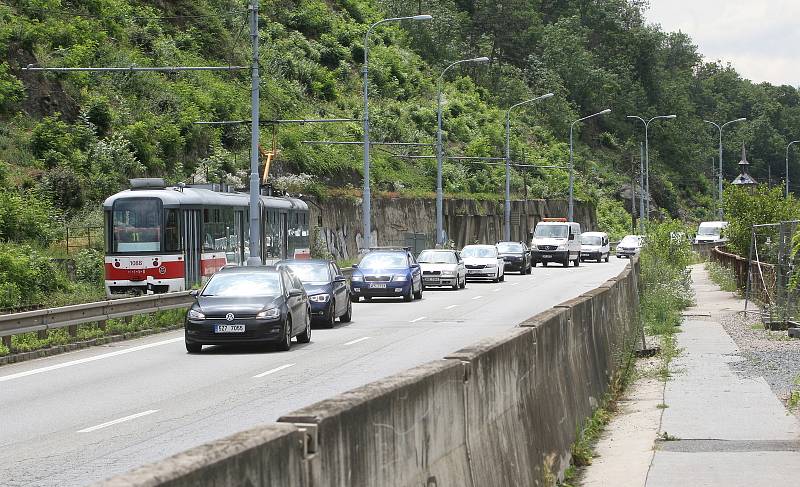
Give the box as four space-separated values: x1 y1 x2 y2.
95 424 307 487
278 360 472 487
100 259 641 487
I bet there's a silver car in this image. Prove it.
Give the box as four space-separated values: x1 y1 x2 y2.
417 249 467 290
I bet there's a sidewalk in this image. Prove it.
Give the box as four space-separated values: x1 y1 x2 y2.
646 265 800 486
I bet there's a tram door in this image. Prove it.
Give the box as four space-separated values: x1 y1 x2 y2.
280 213 288 259
183 209 202 287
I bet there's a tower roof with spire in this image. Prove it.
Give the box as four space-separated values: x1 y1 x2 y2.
732 143 757 186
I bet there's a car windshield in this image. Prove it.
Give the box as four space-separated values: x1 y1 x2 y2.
619 236 641 247
697 226 721 236
418 251 457 264
534 225 568 238
461 246 497 258
284 263 329 284
202 272 281 297
359 252 408 268
581 236 602 246
497 243 524 253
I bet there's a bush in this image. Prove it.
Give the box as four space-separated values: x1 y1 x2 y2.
0 190 60 244
0 243 68 308
723 185 800 257
75 248 104 285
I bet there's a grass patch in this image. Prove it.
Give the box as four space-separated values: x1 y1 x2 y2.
3 309 186 356
705 261 738 293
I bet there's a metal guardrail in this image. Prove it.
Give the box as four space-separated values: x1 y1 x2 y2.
0 292 194 339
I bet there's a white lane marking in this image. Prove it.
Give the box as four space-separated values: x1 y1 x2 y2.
0 337 184 383
253 363 295 378
493 288 501 292
409 316 427 323
471 295 484 300
344 337 372 346
445 305 459 310
78 409 159 433
510 282 520 286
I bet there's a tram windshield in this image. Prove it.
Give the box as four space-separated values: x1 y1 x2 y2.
112 199 162 252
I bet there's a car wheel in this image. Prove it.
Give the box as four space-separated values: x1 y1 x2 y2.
340 299 352 323
403 286 413 302
605 254 610 263
276 317 292 351
562 258 569 267
499 271 505 282
526 263 532 274
542 261 548 267
350 294 360 303
297 311 312 344
574 258 580 267
414 282 423 300
460 276 466 289
185 341 202 354
452 279 459 290
324 302 336 328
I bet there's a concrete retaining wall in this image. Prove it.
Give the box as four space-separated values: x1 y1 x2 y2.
99 260 640 487
311 196 598 260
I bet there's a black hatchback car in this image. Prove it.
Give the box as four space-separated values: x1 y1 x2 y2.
184 266 311 353
496 241 532 274
277 259 352 328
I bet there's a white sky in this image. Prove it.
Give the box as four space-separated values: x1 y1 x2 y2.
645 0 800 87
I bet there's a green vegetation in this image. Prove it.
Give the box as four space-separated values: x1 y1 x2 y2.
640 220 694 380
706 261 738 293
722 185 800 257
1 309 185 356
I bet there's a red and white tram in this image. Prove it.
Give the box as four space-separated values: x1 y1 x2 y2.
103 178 310 297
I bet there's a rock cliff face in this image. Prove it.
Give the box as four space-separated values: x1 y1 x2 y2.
310 196 597 260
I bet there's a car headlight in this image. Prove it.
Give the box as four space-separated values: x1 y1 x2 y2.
393 274 409 282
440 270 456 277
256 308 280 319
351 274 363 282
309 293 330 303
187 308 205 320
557 244 567 251
485 263 497 268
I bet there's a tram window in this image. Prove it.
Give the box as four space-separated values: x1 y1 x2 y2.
112 199 161 252
165 209 180 252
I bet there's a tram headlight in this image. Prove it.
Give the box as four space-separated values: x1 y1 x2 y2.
187 308 205 320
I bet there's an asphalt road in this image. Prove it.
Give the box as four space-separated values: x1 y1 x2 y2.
0 258 628 486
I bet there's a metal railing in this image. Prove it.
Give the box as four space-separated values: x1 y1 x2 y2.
0 292 194 346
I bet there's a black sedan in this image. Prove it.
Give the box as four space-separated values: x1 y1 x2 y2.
184 266 311 353
497 241 532 274
277 259 352 328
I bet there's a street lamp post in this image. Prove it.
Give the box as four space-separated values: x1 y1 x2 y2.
568 108 611 221
786 140 800 198
626 114 676 220
504 93 554 241
362 15 431 249
704 118 746 219
436 56 490 247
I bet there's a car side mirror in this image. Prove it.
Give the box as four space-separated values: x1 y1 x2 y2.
568 234 575 241
411 263 420 269
351 263 358 269
189 289 199 297
334 275 346 283
289 289 304 298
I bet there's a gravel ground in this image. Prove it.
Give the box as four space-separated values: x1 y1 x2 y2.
720 311 800 417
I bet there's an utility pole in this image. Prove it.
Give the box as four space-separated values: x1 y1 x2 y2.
639 142 645 233
247 0 262 265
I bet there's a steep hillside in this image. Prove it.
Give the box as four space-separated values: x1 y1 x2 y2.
1 0 800 238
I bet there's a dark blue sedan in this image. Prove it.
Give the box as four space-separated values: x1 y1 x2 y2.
277 259 352 328
350 248 423 302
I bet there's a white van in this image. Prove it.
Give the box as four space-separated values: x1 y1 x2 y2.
531 219 582 267
580 232 610 262
694 221 728 244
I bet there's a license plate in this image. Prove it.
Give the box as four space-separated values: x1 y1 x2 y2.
424 277 440 282
541 254 553 259
468 269 482 274
369 283 387 289
215 324 245 333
